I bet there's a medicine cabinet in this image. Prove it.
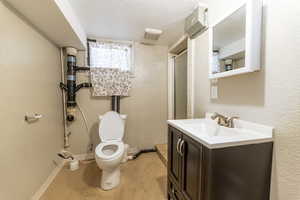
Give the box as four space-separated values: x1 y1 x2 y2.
209 0 262 79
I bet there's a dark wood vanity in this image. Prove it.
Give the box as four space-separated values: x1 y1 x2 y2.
167 125 273 200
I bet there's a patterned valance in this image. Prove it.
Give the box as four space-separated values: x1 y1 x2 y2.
90 68 132 96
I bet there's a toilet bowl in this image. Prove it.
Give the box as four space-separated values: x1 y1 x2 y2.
95 111 126 190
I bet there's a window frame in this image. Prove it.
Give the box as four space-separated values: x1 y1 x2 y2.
87 38 135 75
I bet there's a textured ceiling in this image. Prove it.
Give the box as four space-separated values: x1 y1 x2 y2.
68 0 201 46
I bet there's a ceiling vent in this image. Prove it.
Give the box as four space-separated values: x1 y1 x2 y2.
185 5 208 39
144 28 163 41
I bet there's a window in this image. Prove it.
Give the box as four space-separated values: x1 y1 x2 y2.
88 40 133 72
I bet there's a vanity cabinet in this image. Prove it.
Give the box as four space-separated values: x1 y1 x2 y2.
181 134 203 200
168 127 182 187
167 125 273 200
168 126 204 200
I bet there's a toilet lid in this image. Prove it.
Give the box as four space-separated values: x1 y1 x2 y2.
99 111 124 142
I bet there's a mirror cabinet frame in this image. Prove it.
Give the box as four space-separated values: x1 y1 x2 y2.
208 0 263 79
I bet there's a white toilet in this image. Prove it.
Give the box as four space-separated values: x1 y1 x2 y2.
95 111 126 190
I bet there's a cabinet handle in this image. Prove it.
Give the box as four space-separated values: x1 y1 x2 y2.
179 140 185 156
176 138 182 154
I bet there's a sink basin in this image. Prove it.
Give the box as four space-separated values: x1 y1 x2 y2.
167 116 273 149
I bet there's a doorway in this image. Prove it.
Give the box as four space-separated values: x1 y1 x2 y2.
168 36 189 120
174 50 187 119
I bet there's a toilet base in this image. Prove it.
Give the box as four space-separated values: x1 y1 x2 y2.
100 167 120 190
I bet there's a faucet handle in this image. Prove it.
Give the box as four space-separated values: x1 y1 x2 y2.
211 112 218 120
227 116 239 128
211 112 228 126
211 112 225 120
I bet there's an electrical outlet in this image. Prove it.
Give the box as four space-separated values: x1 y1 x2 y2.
211 85 218 99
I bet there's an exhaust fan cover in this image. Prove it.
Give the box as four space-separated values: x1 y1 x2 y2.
144 28 163 41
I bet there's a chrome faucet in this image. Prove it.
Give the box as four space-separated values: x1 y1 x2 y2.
211 112 239 128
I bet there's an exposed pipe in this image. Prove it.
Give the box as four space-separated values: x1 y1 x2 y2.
129 148 157 160
60 48 70 148
111 96 120 113
116 96 120 113
60 47 92 122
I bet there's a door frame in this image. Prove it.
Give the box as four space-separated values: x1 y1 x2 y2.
168 35 195 120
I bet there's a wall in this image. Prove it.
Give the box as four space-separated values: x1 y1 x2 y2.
194 0 300 199
0 1 64 199
67 42 168 154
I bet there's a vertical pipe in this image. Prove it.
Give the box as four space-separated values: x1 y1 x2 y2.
116 96 120 113
111 96 120 113
111 96 116 111
66 54 77 107
87 41 91 66
60 48 69 148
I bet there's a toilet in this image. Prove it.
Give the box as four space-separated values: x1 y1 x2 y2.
95 111 126 190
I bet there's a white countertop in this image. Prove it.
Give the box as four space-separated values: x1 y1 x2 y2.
167 117 274 149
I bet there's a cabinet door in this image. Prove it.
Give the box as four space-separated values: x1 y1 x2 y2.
181 135 203 200
168 127 182 187
168 179 185 200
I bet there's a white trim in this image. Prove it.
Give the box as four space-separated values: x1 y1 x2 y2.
168 53 175 120
174 49 188 59
169 35 188 53
187 38 195 119
168 35 195 120
31 160 66 200
88 36 134 45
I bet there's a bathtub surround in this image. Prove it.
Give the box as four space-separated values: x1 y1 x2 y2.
193 0 300 199
68 43 168 154
0 1 64 199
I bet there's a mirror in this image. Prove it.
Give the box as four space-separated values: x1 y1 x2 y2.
212 5 246 73
209 0 262 79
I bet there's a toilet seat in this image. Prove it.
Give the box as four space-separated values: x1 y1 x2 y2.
98 111 125 142
96 141 124 160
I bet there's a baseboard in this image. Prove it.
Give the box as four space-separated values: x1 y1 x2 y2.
31 153 94 200
31 160 66 200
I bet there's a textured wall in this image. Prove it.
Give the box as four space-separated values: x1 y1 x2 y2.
194 0 300 199
67 42 168 154
0 1 64 199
